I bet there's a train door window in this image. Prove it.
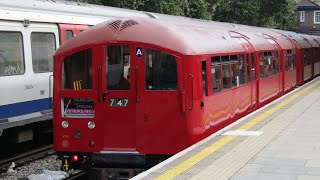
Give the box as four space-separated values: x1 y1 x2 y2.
251 53 256 81
286 50 295 71
0 31 24 76
145 49 177 90
222 56 231 90
62 49 92 90
272 51 278 74
314 48 320 63
304 48 311 66
259 51 274 78
238 54 245 85
31 32 56 73
246 54 251 83
65 30 74 41
201 60 208 96
211 56 222 93
106 45 130 90
231 55 239 88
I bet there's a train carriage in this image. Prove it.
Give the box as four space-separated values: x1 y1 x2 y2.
53 17 320 170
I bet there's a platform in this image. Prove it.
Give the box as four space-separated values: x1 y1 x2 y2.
132 77 320 180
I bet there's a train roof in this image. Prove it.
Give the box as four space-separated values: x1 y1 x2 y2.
56 18 290 56
0 0 151 25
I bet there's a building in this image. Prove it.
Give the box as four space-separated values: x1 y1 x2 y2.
297 0 320 35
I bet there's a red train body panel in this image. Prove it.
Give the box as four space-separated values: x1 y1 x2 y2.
53 18 320 169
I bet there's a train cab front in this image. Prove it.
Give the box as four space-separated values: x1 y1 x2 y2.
54 38 188 170
53 45 148 171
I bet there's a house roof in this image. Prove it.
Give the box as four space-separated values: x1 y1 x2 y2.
298 0 318 6
297 0 320 10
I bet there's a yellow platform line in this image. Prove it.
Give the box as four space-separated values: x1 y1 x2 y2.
155 79 320 180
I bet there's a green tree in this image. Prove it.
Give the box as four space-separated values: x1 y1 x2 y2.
184 0 211 20
213 0 260 26
212 0 297 30
68 0 298 30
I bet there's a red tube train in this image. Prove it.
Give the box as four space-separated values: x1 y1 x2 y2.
53 18 320 170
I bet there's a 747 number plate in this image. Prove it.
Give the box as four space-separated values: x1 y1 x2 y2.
109 98 129 107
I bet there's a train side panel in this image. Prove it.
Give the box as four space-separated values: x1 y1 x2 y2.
0 21 59 139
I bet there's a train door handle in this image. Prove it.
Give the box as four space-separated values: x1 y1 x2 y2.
102 92 107 102
189 74 194 110
135 66 139 102
200 100 204 109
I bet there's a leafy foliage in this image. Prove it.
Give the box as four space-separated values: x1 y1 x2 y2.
68 0 298 30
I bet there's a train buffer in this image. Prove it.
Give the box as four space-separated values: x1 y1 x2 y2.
133 77 320 180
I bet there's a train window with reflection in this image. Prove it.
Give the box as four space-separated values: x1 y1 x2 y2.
304 48 311 66
202 60 208 96
31 32 56 73
65 30 73 41
231 55 240 88
145 49 177 90
222 56 231 90
106 45 130 90
62 49 92 90
259 51 276 78
251 53 256 81
0 31 24 76
246 54 251 82
314 48 320 63
238 54 246 85
285 50 295 71
211 56 222 93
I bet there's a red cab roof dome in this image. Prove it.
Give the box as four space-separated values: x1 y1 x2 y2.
55 18 247 56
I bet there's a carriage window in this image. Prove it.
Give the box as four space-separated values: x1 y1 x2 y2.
231 55 239 88
211 56 222 93
314 48 320 63
246 54 251 83
106 45 130 90
222 56 231 90
304 48 311 66
251 53 256 81
31 32 56 73
238 55 245 85
286 50 295 71
0 32 24 76
259 51 276 78
202 61 208 96
63 49 92 90
145 49 177 90
65 30 74 41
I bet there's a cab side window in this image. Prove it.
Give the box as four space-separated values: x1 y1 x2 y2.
145 49 177 90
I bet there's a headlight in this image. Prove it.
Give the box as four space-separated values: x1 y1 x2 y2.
61 121 69 128
88 121 95 129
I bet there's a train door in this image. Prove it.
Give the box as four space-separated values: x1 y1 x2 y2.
58 24 89 44
134 46 185 154
237 38 257 110
266 39 283 96
100 45 136 151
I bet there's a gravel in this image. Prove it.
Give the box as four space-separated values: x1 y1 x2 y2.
0 155 63 180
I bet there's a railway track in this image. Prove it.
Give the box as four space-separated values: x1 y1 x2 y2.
0 144 54 173
63 168 144 180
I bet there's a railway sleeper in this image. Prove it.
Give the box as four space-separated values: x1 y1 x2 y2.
88 167 144 180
